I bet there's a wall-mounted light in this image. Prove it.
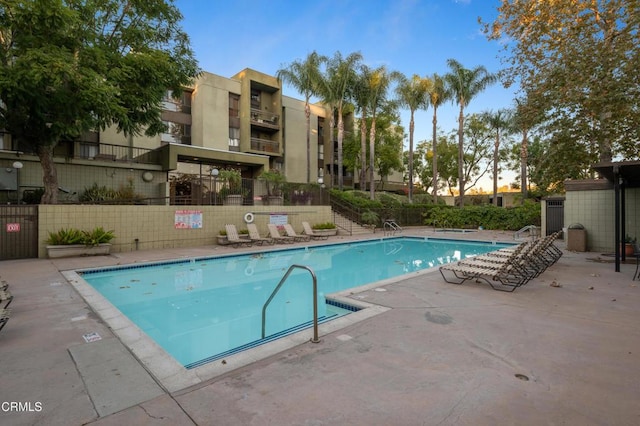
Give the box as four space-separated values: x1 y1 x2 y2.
142 171 154 182
12 161 23 169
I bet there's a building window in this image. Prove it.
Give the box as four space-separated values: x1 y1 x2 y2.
162 122 191 145
79 142 98 159
162 90 192 114
229 128 240 151
250 89 260 109
229 93 240 151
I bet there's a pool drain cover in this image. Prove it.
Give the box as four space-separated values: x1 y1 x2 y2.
515 373 529 381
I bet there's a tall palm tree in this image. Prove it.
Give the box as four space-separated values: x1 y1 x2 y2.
317 51 362 190
483 109 513 206
427 73 448 203
277 51 325 183
352 65 373 190
396 74 432 203
443 59 496 207
514 97 534 204
368 67 401 200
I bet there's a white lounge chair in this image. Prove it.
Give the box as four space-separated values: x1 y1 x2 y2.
224 224 252 248
247 223 274 245
267 224 295 244
283 224 310 242
302 221 329 240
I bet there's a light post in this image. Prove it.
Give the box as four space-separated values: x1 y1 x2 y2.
12 161 23 204
211 167 219 205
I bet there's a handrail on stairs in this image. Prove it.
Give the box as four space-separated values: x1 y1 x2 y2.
261 264 320 343
514 225 539 241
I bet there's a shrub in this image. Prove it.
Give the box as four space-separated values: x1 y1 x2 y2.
423 201 541 231
311 222 336 230
46 227 115 246
82 227 115 246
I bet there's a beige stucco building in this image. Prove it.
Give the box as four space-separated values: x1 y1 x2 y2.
1 67 401 205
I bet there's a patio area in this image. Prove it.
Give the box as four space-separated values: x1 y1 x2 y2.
0 228 639 425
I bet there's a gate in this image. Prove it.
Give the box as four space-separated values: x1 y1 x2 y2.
0 205 39 260
545 197 565 237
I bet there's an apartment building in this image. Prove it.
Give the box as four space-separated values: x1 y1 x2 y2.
0 68 399 205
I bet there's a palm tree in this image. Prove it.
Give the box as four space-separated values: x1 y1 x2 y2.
396 74 432 203
483 109 513 205
277 51 325 183
316 52 362 190
427 73 448 203
352 65 373 190
443 59 496 207
367 67 401 200
514 97 535 204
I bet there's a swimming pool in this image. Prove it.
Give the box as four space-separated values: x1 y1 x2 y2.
78 237 511 369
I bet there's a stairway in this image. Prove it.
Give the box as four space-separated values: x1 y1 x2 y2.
332 210 372 236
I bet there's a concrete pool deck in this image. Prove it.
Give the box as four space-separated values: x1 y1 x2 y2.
1 228 639 425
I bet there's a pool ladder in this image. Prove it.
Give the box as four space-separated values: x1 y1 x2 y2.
383 220 402 236
261 264 320 343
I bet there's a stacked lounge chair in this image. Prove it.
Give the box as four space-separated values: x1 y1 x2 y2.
0 280 11 332
439 231 563 292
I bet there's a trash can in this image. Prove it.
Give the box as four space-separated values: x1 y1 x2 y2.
567 223 587 252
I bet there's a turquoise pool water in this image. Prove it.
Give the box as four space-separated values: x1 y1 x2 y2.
81 237 511 368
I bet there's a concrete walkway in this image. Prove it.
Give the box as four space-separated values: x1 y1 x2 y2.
1 228 639 425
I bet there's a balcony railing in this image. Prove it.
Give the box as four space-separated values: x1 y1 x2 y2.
250 137 280 154
250 108 280 129
74 141 160 164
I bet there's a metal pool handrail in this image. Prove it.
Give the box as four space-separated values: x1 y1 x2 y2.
261 264 320 343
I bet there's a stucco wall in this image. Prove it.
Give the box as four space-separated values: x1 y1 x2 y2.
565 186 639 253
38 205 332 258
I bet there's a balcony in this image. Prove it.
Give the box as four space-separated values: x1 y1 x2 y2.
250 137 280 154
73 141 160 164
250 108 279 131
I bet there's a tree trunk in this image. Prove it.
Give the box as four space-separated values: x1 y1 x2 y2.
408 112 415 203
520 129 528 204
493 131 499 206
305 101 311 183
337 109 344 190
369 118 376 200
431 107 438 204
360 111 367 190
38 144 59 204
457 104 465 207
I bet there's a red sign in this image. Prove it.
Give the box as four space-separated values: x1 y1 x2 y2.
6 223 20 232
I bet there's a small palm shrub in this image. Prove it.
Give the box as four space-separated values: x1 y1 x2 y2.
46 227 115 246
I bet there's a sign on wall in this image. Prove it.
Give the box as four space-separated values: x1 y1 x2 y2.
269 214 288 225
175 210 203 229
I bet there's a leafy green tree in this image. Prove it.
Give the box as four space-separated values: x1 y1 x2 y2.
366 67 401 199
427 73 449 203
396 74 432 203
482 109 514 205
277 51 326 183
0 0 199 203
459 114 493 197
443 59 496 207
317 51 362 190
483 0 640 162
371 108 404 191
430 135 459 196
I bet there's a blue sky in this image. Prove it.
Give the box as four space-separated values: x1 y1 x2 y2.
175 0 517 189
